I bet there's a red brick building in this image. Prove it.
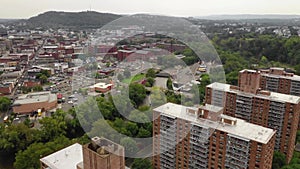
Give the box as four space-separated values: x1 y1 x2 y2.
153 103 276 169
117 50 134 61
205 82 300 163
80 137 125 169
12 91 57 114
239 68 300 96
0 82 13 95
40 137 125 169
23 81 41 88
89 83 113 93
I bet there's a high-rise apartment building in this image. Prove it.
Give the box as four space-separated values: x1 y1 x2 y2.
239 68 300 96
205 82 300 162
153 103 276 169
80 137 125 169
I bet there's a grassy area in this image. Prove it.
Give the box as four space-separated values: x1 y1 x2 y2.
122 74 145 84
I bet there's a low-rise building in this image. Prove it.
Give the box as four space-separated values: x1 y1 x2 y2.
12 91 57 114
0 82 14 95
89 83 113 93
40 137 126 169
40 143 83 169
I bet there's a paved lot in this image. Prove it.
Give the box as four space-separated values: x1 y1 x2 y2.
154 77 168 89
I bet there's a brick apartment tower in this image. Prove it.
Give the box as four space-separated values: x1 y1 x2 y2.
78 137 125 169
239 68 300 130
239 68 300 96
205 82 300 163
153 103 276 169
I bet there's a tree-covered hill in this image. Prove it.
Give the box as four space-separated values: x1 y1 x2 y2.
26 11 121 29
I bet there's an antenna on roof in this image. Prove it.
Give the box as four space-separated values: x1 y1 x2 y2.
89 0 92 11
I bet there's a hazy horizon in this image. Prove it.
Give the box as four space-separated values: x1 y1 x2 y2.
1 10 300 20
1 0 300 19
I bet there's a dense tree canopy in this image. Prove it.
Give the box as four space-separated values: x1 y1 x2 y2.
129 83 147 107
14 136 74 169
0 97 11 112
131 158 152 169
272 151 287 169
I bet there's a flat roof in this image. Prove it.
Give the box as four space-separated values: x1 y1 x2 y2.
154 103 276 144
200 104 223 113
13 91 57 105
90 83 113 89
40 143 83 169
262 73 300 81
241 69 300 82
207 82 300 104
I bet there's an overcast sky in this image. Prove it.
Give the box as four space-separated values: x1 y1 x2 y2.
1 0 300 19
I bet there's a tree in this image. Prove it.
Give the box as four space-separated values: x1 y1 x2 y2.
120 137 138 156
166 78 173 90
129 83 147 107
137 127 151 138
282 164 300 169
272 151 286 169
129 110 150 124
14 136 73 169
199 74 211 103
261 56 269 66
40 70 51 77
0 96 11 112
125 122 139 137
165 90 181 104
0 123 41 153
146 77 155 87
89 119 120 141
39 74 48 84
39 110 68 141
295 64 300 75
146 68 156 78
131 158 152 169
32 85 43 92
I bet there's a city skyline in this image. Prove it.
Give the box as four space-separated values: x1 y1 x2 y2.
1 0 300 19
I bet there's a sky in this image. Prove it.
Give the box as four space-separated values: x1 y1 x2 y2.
1 0 300 19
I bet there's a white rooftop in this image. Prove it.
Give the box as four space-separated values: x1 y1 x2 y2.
90 82 113 89
13 91 57 105
40 143 83 169
207 82 300 104
154 103 276 144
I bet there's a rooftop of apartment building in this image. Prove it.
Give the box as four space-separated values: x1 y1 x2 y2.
40 138 130 169
84 136 124 157
40 143 83 169
240 67 300 81
207 82 300 104
154 103 276 144
12 91 57 105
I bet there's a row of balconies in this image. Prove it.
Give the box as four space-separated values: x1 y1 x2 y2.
225 159 248 169
227 137 250 146
226 147 249 156
268 114 284 120
189 160 208 169
225 156 249 166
